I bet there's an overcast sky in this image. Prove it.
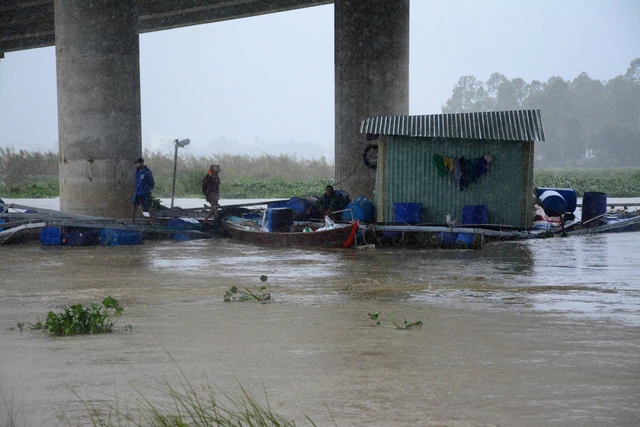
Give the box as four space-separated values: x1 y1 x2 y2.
0 0 638 160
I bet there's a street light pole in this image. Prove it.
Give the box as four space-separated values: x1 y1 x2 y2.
170 138 190 208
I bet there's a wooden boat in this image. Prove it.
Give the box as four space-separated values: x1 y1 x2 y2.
224 219 358 248
565 211 640 236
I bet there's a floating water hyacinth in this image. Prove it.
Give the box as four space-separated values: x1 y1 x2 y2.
224 275 272 303
368 312 422 330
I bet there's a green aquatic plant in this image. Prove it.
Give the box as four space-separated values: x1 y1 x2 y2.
368 312 423 330
224 275 272 303
29 296 131 336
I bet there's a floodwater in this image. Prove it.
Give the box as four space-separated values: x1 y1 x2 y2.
1 198 639 426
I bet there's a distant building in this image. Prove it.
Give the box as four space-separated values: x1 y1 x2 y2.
360 109 545 229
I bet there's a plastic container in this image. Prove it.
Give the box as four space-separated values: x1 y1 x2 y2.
538 190 567 217
0 219 4 232
341 196 375 222
61 227 100 246
461 205 489 225
335 190 352 207
287 197 318 220
167 218 202 231
394 202 423 223
439 231 458 245
172 233 192 242
40 226 61 246
262 207 294 232
97 228 143 246
581 192 607 225
456 233 474 247
267 200 288 209
535 187 577 213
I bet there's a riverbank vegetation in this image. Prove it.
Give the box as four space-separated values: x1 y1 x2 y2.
1 148 639 198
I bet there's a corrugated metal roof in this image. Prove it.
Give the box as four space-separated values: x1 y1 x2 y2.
360 109 545 142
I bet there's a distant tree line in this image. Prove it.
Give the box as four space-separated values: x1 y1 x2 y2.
442 58 640 168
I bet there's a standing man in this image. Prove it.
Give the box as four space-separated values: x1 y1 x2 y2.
202 164 221 221
132 157 155 224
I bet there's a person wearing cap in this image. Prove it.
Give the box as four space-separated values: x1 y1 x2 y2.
132 157 155 224
313 185 346 220
202 164 221 221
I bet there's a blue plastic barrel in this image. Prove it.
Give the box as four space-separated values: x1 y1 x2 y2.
342 196 375 222
535 187 577 213
581 192 607 225
439 231 458 245
262 207 294 232
461 205 489 225
97 228 143 246
172 233 192 242
167 218 202 241
394 202 423 223
167 218 202 231
61 227 100 246
335 190 351 207
40 226 61 246
456 233 474 247
287 197 318 220
267 200 289 209
0 219 4 232
538 190 567 217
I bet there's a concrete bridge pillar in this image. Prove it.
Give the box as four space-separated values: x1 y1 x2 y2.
54 0 141 218
334 0 409 201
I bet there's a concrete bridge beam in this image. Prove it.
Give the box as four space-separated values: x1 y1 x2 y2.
55 0 141 218
334 0 409 201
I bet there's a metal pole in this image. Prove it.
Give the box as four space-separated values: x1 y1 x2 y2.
171 139 178 208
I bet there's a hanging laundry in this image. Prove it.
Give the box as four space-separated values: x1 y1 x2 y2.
432 154 447 177
433 153 494 190
443 156 455 173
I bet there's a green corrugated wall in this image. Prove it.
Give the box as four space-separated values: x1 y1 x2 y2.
377 136 534 228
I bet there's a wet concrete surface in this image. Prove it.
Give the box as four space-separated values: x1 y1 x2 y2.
1 204 639 426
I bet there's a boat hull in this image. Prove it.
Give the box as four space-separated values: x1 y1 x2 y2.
225 222 355 248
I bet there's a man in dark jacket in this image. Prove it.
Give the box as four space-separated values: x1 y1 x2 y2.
132 157 155 223
202 164 221 220
316 185 346 220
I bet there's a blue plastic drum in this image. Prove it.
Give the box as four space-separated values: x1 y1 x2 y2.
342 197 374 222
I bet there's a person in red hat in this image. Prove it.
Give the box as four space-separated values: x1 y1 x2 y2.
202 164 221 221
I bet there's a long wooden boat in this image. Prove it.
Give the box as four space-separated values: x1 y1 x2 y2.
225 220 358 248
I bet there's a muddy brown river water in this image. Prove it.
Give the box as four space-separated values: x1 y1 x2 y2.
1 199 639 426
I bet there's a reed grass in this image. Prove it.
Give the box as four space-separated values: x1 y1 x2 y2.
2 148 639 198
66 368 316 427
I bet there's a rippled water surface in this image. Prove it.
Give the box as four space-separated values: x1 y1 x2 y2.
1 198 639 426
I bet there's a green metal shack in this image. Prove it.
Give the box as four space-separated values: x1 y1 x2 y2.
360 109 545 229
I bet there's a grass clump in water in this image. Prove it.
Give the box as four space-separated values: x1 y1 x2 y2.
71 368 316 426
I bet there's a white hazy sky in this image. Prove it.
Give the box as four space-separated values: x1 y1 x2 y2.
0 0 638 160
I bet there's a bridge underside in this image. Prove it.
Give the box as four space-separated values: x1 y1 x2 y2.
1 0 408 218
0 0 333 56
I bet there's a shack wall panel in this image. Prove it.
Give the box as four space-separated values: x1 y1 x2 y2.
381 136 532 228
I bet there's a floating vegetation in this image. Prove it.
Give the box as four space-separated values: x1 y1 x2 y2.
368 312 423 330
224 275 272 303
27 296 131 336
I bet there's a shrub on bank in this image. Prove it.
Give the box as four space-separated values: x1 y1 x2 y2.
1 148 639 198
534 168 640 197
